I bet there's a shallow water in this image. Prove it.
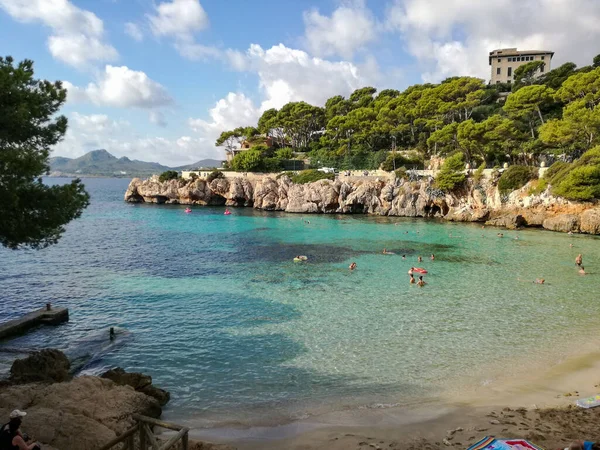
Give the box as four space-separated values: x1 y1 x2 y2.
1 178 600 427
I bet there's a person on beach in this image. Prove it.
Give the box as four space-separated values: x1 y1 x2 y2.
408 267 414 275
579 266 586 275
0 410 41 450
417 276 426 287
349 262 357 271
576 254 583 266
409 274 416 284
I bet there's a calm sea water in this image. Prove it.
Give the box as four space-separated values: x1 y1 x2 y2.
1 178 600 427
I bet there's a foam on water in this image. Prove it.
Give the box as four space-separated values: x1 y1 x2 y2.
2 178 600 427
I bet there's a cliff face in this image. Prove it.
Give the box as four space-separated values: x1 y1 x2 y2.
124 175 600 234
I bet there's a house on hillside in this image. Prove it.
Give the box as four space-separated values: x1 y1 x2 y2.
225 136 276 163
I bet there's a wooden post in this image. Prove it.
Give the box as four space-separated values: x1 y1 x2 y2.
139 421 146 450
181 431 188 450
126 433 134 450
46 303 51 311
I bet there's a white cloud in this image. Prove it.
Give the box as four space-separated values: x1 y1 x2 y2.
149 111 168 127
189 92 260 136
0 0 117 68
386 0 600 83
54 113 216 165
229 43 379 111
303 0 376 59
147 0 218 60
65 65 173 110
125 22 143 42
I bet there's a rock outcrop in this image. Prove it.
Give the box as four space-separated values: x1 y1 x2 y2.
0 376 161 450
9 349 71 384
101 367 170 406
124 174 600 234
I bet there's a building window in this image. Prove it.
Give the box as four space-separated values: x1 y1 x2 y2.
497 67 501 75
507 80 511 84
498 58 501 63
507 67 512 77
496 81 501 84
541 56 545 60
540 65 545 73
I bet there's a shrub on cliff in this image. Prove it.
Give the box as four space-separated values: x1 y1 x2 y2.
545 147 600 201
291 170 334 184
207 169 224 183
472 162 487 184
158 170 179 182
498 165 538 194
435 153 466 191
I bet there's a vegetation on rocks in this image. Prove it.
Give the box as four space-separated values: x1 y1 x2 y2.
207 169 224 183
291 169 334 184
158 170 179 182
435 153 466 191
546 147 600 201
498 165 538 194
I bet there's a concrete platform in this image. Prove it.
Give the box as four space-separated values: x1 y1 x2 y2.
0 305 69 340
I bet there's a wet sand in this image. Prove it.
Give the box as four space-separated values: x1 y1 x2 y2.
190 349 600 449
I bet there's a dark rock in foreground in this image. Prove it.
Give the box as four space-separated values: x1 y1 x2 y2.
102 367 170 406
10 349 71 384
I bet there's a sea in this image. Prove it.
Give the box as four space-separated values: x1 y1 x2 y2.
1 177 600 430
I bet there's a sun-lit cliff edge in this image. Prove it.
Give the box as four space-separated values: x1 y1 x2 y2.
124 174 600 234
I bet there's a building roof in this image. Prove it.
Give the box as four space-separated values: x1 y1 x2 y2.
489 48 554 64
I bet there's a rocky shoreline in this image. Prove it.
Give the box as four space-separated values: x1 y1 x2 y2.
0 349 233 450
125 174 600 234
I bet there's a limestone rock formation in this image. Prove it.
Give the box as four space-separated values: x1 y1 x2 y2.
124 174 600 235
0 376 161 450
9 349 71 384
101 367 170 406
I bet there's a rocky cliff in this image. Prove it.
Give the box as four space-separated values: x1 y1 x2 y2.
124 174 600 234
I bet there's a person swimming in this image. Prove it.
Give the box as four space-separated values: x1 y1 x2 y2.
402 255 406 260
349 262 357 271
418 256 423 262
579 266 586 275
576 254 583 266
534 278 545 284
409 274 416 284
430 254 435 260
497 233 504 238
417 276 426 287
408 267 414 275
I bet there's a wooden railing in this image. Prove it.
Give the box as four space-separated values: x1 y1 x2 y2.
98 414 189 450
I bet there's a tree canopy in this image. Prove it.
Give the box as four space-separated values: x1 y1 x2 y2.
0 56 89 249
215 52 600 171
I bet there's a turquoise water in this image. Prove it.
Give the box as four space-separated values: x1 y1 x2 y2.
2 178 600 427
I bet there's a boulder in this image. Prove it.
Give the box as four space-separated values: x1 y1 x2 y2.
542 214 580 233
101 367 170 406
187 440 237 450
580 208 600 234
0 376 161 450
10 349 71 384
485 214 526 229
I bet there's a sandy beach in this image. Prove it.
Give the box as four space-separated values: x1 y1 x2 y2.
189 349 600 450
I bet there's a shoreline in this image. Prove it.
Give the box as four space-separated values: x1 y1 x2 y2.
177 345 600 449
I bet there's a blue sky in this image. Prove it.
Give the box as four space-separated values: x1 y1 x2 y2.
1 0 599 165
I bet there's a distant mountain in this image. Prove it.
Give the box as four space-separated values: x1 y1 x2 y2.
173 159 223 170
49 150 223 177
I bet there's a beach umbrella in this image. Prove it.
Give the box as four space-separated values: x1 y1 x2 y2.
468 436 545 450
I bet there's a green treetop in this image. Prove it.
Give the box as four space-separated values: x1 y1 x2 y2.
0 56 90 249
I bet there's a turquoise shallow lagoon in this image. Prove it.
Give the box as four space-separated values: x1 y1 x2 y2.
2 178 600 427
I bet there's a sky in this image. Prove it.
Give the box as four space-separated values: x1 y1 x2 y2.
1 0 600 166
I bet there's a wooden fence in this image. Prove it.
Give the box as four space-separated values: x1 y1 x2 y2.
98 414 189 450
